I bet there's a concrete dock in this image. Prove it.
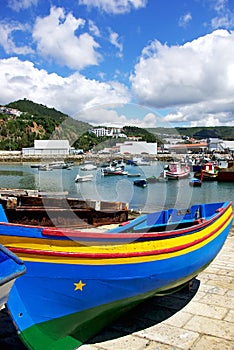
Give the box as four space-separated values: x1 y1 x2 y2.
0 225 234 350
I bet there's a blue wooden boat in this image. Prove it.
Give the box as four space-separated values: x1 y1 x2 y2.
0 201 232 350
0 243 26 309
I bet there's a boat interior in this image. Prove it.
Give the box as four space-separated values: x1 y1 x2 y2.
110 202 227 233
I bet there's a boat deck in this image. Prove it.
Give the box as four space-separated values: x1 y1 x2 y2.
1 224 234 349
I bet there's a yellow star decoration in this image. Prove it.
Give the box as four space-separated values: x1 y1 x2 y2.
74 280 86 291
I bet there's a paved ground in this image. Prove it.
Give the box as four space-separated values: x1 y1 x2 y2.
1 225 234 350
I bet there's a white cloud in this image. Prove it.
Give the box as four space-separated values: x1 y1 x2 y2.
78 0 147 14
109 31 123 57
32 6 101 70
164 99 234 127
210 0 234 29
0 21 33 54
76 106 159 127
7 0 38 12
0 57 130 120
178 13 192 28
130 29 234 126
88 20 101 37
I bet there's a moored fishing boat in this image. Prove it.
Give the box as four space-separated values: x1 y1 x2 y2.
194 162 219 181
0 200 232 350
164 162 190 180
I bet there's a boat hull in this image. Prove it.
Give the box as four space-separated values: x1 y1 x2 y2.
8 216 232 350
166 171 190 180
217 168 234 182
194 171 218 181
0 201 232 350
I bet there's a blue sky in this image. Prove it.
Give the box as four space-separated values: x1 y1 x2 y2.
1 0 234 128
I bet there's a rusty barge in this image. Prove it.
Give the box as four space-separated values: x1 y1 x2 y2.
0 189 129 228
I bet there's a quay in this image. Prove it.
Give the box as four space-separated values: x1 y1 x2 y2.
0 225 233 349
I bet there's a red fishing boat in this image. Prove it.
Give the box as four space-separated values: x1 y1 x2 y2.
194 162 218 181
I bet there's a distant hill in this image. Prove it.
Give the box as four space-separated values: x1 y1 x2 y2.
1 99 233 151
147 126 234 141
0 99 91 150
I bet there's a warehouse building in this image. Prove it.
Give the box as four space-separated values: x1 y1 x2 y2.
22 140 70 156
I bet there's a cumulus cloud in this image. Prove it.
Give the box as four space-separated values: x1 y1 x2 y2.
78 0 147 14
0 21 33 55
0 57 131 120
130 29 234 126
165 100 234 127
32 6 101 70
76 106 160 127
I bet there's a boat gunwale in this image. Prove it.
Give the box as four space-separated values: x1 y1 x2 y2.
0 202 232 241
6 207 233 259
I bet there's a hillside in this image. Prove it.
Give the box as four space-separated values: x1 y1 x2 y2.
0 99 91 151
147 126 234 141
0 99 233 152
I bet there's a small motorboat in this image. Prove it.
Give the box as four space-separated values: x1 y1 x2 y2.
189 178 202 187
101 166 127 176
75 174 94 183
134 179 148 187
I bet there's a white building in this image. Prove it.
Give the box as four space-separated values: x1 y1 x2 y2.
220 140 234 152
119 141 157 155
91 127 123 137
22 140 70 156
207 138 234 152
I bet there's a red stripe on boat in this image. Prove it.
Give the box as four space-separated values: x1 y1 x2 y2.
8 211 233 259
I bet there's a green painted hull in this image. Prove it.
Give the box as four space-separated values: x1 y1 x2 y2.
17 274 197 350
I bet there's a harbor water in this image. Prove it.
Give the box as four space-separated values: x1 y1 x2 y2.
0 161 233 213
